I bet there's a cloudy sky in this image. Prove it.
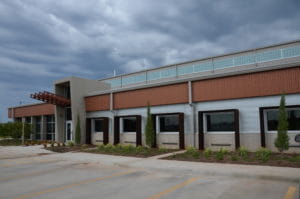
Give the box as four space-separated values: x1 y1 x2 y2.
1 0 300 122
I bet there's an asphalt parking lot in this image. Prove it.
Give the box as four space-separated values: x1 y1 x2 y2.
0 147 299 199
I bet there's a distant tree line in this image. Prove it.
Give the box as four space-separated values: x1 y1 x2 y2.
0 122 32 139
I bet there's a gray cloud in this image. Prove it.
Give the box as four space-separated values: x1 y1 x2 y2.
0 0 299 122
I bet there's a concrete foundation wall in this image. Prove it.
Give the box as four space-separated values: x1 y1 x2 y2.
120 133 136 145
91 132 103 145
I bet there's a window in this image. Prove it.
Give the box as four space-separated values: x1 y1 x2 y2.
94 119 103 132
35 116 41 140
266 108 300 131
25 117 31 124
206 112 235 132
65 107 72 120
123 117 136 132
159 115 179 132
46 115 55 140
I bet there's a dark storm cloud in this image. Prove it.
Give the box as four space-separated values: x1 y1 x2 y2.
0 0 300 121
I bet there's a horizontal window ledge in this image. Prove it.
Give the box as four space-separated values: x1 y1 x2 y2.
124 141 136 144
161 142 178 145
211 143 231 146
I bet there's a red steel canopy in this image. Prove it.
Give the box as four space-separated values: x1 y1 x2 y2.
30 91 71 106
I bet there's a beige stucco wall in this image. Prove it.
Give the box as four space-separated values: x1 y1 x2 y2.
204 133 235 151
120 133 136 146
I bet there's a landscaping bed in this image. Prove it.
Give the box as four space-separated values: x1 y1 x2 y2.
0 139 23 146
163 147 300 168
45 144 96 153
86 144 178 157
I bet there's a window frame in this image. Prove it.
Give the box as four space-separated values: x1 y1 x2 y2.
263 107 300 133
121 117 137 133
157 114 180 134
203 111 235 134
93 119 104 133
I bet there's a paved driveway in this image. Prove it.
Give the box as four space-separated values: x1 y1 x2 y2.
0 146 299 199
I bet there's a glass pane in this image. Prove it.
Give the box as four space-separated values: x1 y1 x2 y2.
178 65 194 75
282 45 300 58
206 112 234 131
105 78 121 87
123 117 136 132
288 110 300 130
267 110 278 131
159 115 179 132
234 54 256 66
194 61 212 72
65 108 72 120
256 49 281 63
25 117 31 123
213 58 234 69
122 73 146 86
94 119 104 132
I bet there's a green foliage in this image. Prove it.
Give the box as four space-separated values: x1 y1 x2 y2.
216 148 228 160
145 103 155 147
67 141 74 147
238 146 249 158
0 139 22 146
158 147 168 153
186 146 200 158
75 115 81 145
203 148 212 158
0 122 32 139
256 147 272 162
274 95 289 152
231 155 239 161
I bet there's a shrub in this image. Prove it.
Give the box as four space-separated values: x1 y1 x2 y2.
231 155 239 161
238 146 249 158
256 148 272 162
186 146 199 158
57 143 61 147
274 95 289 152
158 147 168 153
216 148 228 160
136 146 144 153
81 144 88 149
204 148 212 158
75 115 81 145
50 142 54 147
104 144 114 152
97 144 105 150
145 103 155 147
67 141 74 147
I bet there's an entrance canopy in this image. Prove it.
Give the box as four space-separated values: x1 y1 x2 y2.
30 91 71 106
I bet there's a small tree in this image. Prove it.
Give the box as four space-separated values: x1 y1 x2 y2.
274 95 289 152
145 103 155 147
75 115 81 145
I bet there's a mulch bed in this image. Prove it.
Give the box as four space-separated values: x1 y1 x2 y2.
45 145 96 153
163 152 300 168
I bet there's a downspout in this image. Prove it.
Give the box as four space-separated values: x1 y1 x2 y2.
188 81 196 147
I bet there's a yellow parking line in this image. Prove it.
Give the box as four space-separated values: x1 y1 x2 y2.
284 186 297 199
147 177 200 199
13 170 136 199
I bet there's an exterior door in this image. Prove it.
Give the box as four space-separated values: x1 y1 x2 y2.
66 121 73 141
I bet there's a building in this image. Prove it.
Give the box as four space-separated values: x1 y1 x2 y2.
7 40 300 152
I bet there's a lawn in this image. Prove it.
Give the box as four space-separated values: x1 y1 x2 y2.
163 147 300 168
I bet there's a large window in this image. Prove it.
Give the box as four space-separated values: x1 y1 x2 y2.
35 116 41 140
159 115 179 132
206 112 235 132
46 115 55 140
94 119 104 132
25 117 31 124
122 117 136 132
266 108 300 131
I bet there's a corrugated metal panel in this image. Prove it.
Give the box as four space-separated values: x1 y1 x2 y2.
192 67 300 102
114 83 188 109
85 94 110 112
10 104 55 118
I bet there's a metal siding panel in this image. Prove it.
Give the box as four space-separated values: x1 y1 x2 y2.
192 67 300 102
114 83 188 109
85 94 110 112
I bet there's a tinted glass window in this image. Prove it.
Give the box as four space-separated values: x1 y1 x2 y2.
267 109 300 131
25 117 31 123
65 107 72 120
159 115 179 132
94 119 103 132
206 112 235 131
123 117 136 132
35 117 41 133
